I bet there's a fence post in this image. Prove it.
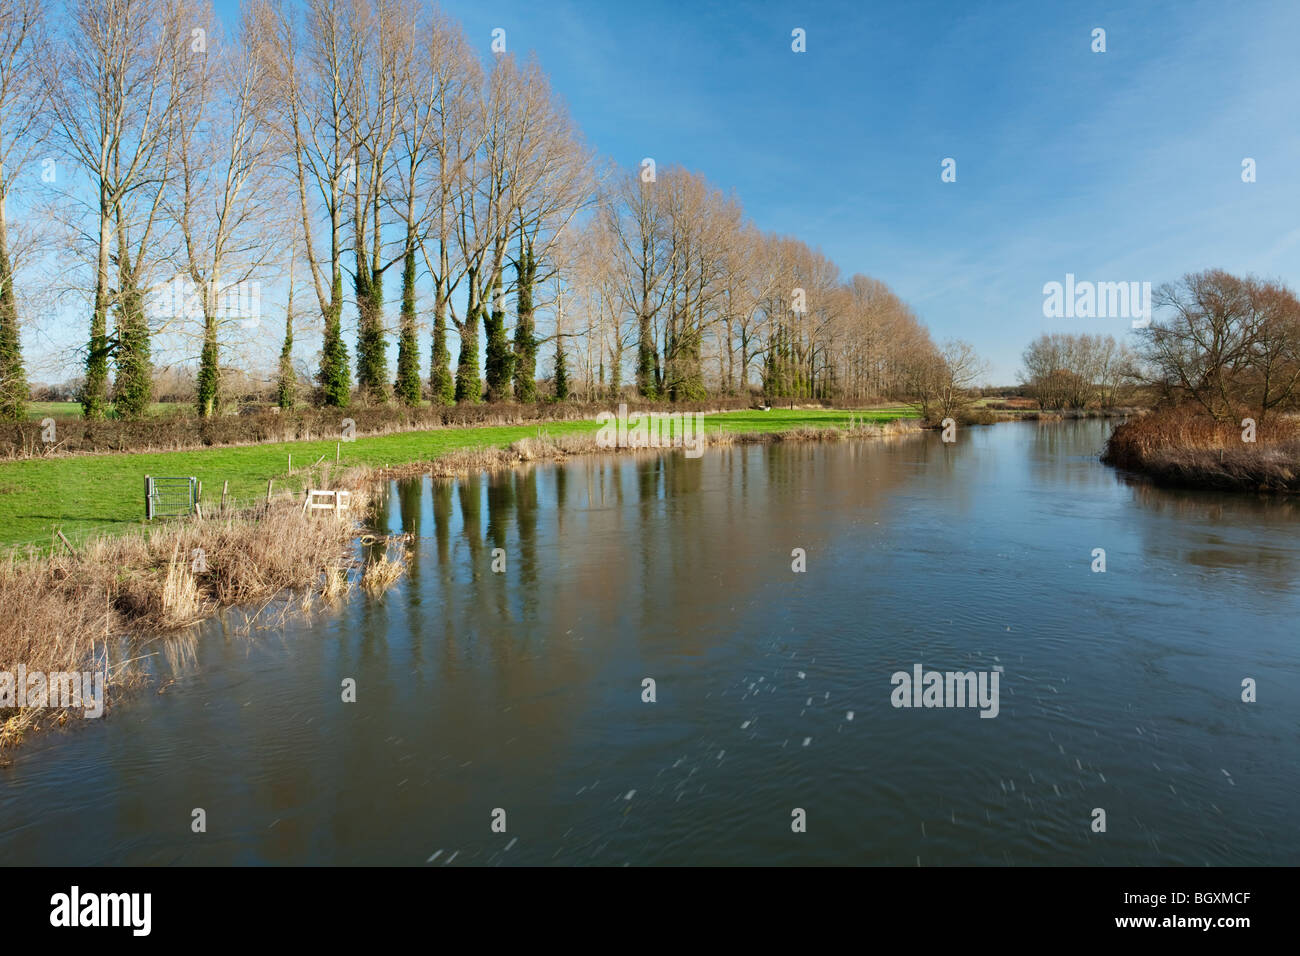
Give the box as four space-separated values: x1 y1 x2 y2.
145 474 153 520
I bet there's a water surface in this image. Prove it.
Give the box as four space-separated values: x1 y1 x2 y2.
2 420 1296 865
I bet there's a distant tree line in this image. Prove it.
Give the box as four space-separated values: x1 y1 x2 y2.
1019 269 1300 420
1019 333 1134 409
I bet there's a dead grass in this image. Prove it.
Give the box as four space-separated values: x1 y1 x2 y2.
361 550 407 595
1103 407 1300 491
0 482 379 749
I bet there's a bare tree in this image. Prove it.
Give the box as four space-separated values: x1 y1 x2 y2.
603 167 673 397
264 0 357 406
1135 270 1300 420
44 0 191 419
170 0 284 416
907 338 985 422
344 0 413 404
0 0 46 419
456 55 592 403
414 9 480 406
507 69 595 403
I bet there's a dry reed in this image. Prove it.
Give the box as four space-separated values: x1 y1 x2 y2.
0 485 377 748
1103 407 1300 491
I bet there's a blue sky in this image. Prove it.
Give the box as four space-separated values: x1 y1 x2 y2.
35 0 1300 385
411 0 1300 382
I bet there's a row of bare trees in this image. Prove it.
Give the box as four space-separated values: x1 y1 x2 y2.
1018 271 1300 420
0 0 947 421
561 168 938 404
1020 333 1133 409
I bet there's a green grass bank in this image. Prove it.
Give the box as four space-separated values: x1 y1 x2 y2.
0 407 914 550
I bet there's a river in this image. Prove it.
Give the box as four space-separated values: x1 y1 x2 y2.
1 419 1296 865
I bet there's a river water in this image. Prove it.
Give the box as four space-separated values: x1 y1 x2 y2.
1 420 1296 865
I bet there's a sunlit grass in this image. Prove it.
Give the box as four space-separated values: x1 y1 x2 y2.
0 406 915 549
25 401 185 420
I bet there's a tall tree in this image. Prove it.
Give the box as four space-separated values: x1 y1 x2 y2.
604 169 672 398
346 0 411 404
389 0 447 408
413 13 480 405
267 0 355 407
172 0 281 417
505 67 593 403
454 55 522 402
0 0 44 421
45 0 187 419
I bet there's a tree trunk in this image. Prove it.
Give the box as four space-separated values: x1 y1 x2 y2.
395 235 421 407
317 268 350 407
0 197 28 422
483 269 513 401
83 194 113 420
512 243 537 403
454 268 482 403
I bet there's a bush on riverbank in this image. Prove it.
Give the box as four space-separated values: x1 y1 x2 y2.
1102 407 1300 491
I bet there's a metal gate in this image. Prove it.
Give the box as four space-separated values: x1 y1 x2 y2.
146 476 197 519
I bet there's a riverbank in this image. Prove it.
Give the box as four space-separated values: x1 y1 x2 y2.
378 413 924 480
2 397 761 459
1102 408 1300 492
0 407 914 550
0 477 391 755
0 411 920 754
7 417 1291 866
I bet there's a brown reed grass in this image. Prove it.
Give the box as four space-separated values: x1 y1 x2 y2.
0 486 376 748
1103 407 1300 491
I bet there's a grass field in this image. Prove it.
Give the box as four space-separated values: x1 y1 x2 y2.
0 407 915 550
25 401 186 420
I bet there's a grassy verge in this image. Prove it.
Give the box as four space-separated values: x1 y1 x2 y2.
0 407 915 550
